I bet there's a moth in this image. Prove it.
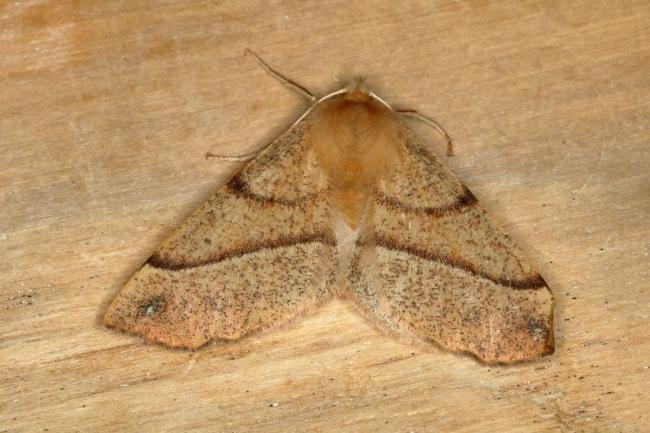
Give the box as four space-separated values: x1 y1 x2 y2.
105 51 554 364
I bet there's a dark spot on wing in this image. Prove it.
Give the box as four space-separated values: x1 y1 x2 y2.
525 316 548 341
139 294 166 317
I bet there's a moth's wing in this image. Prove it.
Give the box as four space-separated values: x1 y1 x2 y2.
347 130 554 364
104 122 337 349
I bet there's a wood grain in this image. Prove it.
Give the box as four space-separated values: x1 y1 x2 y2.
1 1 648 432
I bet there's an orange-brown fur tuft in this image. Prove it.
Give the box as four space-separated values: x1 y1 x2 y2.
306 90 402 228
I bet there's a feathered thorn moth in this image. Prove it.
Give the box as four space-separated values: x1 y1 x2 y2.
104 50 554 364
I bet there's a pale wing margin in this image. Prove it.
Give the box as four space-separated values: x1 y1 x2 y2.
104 121 337 349
347 129 554 363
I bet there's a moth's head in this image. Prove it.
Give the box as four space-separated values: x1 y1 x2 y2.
343 77 372 101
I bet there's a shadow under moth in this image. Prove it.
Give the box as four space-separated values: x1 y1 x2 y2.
104 52 554 364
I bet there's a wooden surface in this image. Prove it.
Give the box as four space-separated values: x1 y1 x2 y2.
1 1 648 432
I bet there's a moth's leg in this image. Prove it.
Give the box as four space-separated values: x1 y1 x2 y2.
396 108 454 157
205 151 258 162
204 50 317 163
245 48 317 102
